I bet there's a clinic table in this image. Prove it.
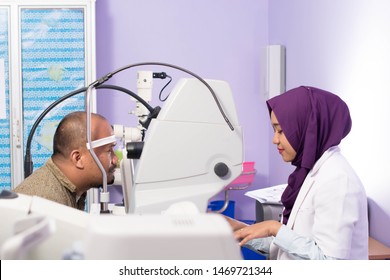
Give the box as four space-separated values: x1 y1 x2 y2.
369 237 390 260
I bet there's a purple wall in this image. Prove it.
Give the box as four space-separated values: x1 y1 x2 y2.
96 0 390 246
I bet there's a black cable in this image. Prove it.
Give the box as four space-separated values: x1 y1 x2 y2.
24 84 153 178
158 74 172 102
95 62 235 131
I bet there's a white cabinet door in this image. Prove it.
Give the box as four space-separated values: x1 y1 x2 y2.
0 7 11 191
0 1 96 190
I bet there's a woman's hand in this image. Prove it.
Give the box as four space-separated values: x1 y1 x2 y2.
234 220 282 246
222 215 249 231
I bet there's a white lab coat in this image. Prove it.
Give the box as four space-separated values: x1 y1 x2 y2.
269 146 369 259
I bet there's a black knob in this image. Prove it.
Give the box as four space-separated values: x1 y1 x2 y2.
214 162 229 177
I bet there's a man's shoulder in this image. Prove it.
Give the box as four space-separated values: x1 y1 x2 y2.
14 161 56 193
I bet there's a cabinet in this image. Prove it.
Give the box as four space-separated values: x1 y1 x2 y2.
0 0 96 190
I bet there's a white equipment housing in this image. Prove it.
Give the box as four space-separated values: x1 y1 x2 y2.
0 193 89 259
126 78 243 214
0 193 242 259
84 213 242 260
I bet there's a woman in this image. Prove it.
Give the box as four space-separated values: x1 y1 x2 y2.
229 86 368 260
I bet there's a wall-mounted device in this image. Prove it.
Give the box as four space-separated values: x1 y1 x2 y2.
262 45 286 99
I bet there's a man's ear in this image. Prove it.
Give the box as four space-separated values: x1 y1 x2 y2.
70 149 84 169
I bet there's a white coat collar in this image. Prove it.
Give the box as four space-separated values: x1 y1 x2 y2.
286 146 340 228
309 146 339 177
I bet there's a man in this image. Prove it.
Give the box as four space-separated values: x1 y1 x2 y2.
14 111 118 210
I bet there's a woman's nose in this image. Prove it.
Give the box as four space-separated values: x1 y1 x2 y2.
272 132 279 145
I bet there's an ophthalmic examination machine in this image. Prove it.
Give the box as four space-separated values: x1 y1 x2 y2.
0 62 245 260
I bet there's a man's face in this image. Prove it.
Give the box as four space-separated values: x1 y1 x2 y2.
94 140 118 184
86 119 119 187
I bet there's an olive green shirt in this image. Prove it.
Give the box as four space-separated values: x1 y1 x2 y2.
14 158 86 210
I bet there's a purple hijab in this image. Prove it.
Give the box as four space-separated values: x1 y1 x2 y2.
266 86 352 224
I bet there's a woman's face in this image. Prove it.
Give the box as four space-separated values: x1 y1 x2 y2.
270 111 297 162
